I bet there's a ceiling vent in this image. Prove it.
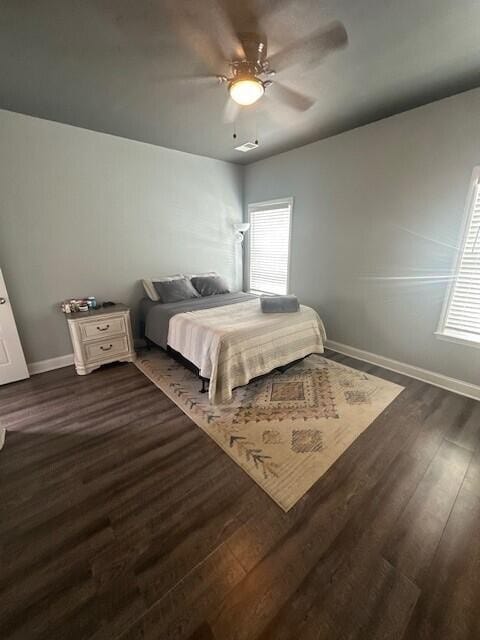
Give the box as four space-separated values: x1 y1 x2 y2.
234 141 259 153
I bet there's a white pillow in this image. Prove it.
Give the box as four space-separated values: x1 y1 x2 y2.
186 271 219 279
142 274 184 301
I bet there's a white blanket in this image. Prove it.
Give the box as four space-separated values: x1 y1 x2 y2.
167 299 327 404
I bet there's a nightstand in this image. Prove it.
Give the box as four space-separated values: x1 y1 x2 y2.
66 304 136 375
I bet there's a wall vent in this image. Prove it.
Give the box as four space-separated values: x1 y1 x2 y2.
234 141 259 153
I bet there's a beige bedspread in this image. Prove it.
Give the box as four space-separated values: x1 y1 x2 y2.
167 299 327 403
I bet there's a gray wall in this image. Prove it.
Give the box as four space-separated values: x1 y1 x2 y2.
0 109 243 363
244 89 480 386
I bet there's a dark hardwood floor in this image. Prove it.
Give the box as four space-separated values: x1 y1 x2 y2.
1 350 480 640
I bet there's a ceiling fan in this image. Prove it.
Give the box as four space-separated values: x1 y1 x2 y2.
167 0 348 121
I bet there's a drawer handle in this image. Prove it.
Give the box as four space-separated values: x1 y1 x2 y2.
97 324 110 332
100 344 113 351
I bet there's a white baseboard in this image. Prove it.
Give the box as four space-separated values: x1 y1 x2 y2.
26 342 480 401
28 353 74 375
325 339 480 401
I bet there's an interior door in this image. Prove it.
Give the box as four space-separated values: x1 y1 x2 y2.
0 268 29 385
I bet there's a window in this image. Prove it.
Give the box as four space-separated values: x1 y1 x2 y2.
437 169 480 346
247 198 293 295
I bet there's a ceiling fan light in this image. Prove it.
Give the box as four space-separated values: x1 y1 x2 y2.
229 78 264 106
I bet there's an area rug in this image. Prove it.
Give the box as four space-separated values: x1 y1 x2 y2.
135 351 404 511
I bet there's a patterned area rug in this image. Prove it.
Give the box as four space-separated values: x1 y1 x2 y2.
135 351 404 511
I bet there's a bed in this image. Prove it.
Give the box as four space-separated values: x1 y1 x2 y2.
140 291 327 404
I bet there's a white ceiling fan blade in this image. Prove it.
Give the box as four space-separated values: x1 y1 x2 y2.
207 0 245 60
175 75 220 86
153 73 219 84
262 94 300 125
270 82 316 111
165 0 244 74
223 98 241 123
148 74 220 101
268 20 348 72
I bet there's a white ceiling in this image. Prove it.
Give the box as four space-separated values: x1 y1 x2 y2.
1 0 479 164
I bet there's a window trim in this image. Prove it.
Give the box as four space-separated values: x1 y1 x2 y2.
246 197 294 295
435 167 480 348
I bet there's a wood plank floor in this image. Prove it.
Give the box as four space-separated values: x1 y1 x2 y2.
1 349 480 640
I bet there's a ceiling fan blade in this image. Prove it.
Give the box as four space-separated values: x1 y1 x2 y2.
167 12 225 73
175 74 220 86
166 0 244 73
223 98 241 123
260 95 297 126
151 73 220 91
268 20 348 72
254 0 293 22
150 74 225 105
270 82 315 111
206 0 246 60
221 0 263 41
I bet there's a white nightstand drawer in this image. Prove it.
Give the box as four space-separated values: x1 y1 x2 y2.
67 305 135 375
79 316 126 341
84 336 129 362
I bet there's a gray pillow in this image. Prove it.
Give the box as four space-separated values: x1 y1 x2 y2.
191 275 230 296
153 277 200 303
260 294 299 313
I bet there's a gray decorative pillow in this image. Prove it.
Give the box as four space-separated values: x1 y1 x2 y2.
191 275 230 296
142 274 183 301
260 294 299 313
153 277 200 303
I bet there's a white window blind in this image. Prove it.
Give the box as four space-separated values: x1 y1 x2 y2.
439 175 480 343
248 199 292 295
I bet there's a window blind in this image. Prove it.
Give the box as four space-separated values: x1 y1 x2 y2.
248 200 292 295
442 179 480 339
